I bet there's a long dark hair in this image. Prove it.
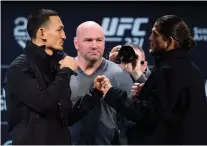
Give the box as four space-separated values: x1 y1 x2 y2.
155 15 196 50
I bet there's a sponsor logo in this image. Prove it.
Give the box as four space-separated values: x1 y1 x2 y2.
193 27 207 41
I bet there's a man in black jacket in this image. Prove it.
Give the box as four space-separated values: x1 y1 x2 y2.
4 9 101 145
94 15 207 144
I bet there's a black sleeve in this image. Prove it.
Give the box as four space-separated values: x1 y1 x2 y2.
6 63 74 114
104 87 143 123
104 68 186 125
130 74 147 83
68 88 102 126
104 87 161 125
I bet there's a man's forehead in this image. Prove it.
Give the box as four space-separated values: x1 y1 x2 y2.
82 36 104 40
49 16 60 21
49 16 63 25
77 24 104 37
79 30 104 38
152 26 159 34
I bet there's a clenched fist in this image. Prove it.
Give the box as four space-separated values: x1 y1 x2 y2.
131 83 144 100
59 56 78 72
94 75 112 96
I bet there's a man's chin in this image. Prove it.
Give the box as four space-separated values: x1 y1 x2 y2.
89 54 102 59
149 48 157 55
149 48 166 56
89 57 99 62
57 47 64 50
86 56 102 62
52 47 64 52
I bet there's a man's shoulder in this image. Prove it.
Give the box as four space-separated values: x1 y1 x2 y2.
105 59 132 80
105 59 125 73
8 54 27 70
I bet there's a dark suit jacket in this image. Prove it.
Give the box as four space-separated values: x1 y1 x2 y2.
4 41 101 145
104 49 207 144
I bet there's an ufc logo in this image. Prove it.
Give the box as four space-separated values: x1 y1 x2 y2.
101 17 149 37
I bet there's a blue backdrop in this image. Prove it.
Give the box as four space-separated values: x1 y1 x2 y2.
1 1 207 145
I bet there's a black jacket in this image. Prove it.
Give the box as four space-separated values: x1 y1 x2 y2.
4 42 101 145
104 49 207 144
118 67 151 145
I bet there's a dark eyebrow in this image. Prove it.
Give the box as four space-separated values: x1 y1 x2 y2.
152 29 159 35
58 26 64 29
84 38 93 41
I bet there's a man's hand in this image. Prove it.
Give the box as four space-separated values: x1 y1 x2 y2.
94 75 112 96
109 45 122 62
109 45 144 81
131 83 144 100
59 56 78 72
119 49 143 81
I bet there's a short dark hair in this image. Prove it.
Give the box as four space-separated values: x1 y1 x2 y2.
27 9 58 39
155 15 196 50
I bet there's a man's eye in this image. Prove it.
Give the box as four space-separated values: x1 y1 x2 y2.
86 39 92 42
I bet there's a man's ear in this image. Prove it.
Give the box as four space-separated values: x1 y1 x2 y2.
143 61 147 71
38 28 47 41
74 37 78 50
167 37 175 49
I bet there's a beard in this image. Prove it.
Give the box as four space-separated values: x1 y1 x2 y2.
84 52 103 61
83 53 103 67
149 46 167 57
